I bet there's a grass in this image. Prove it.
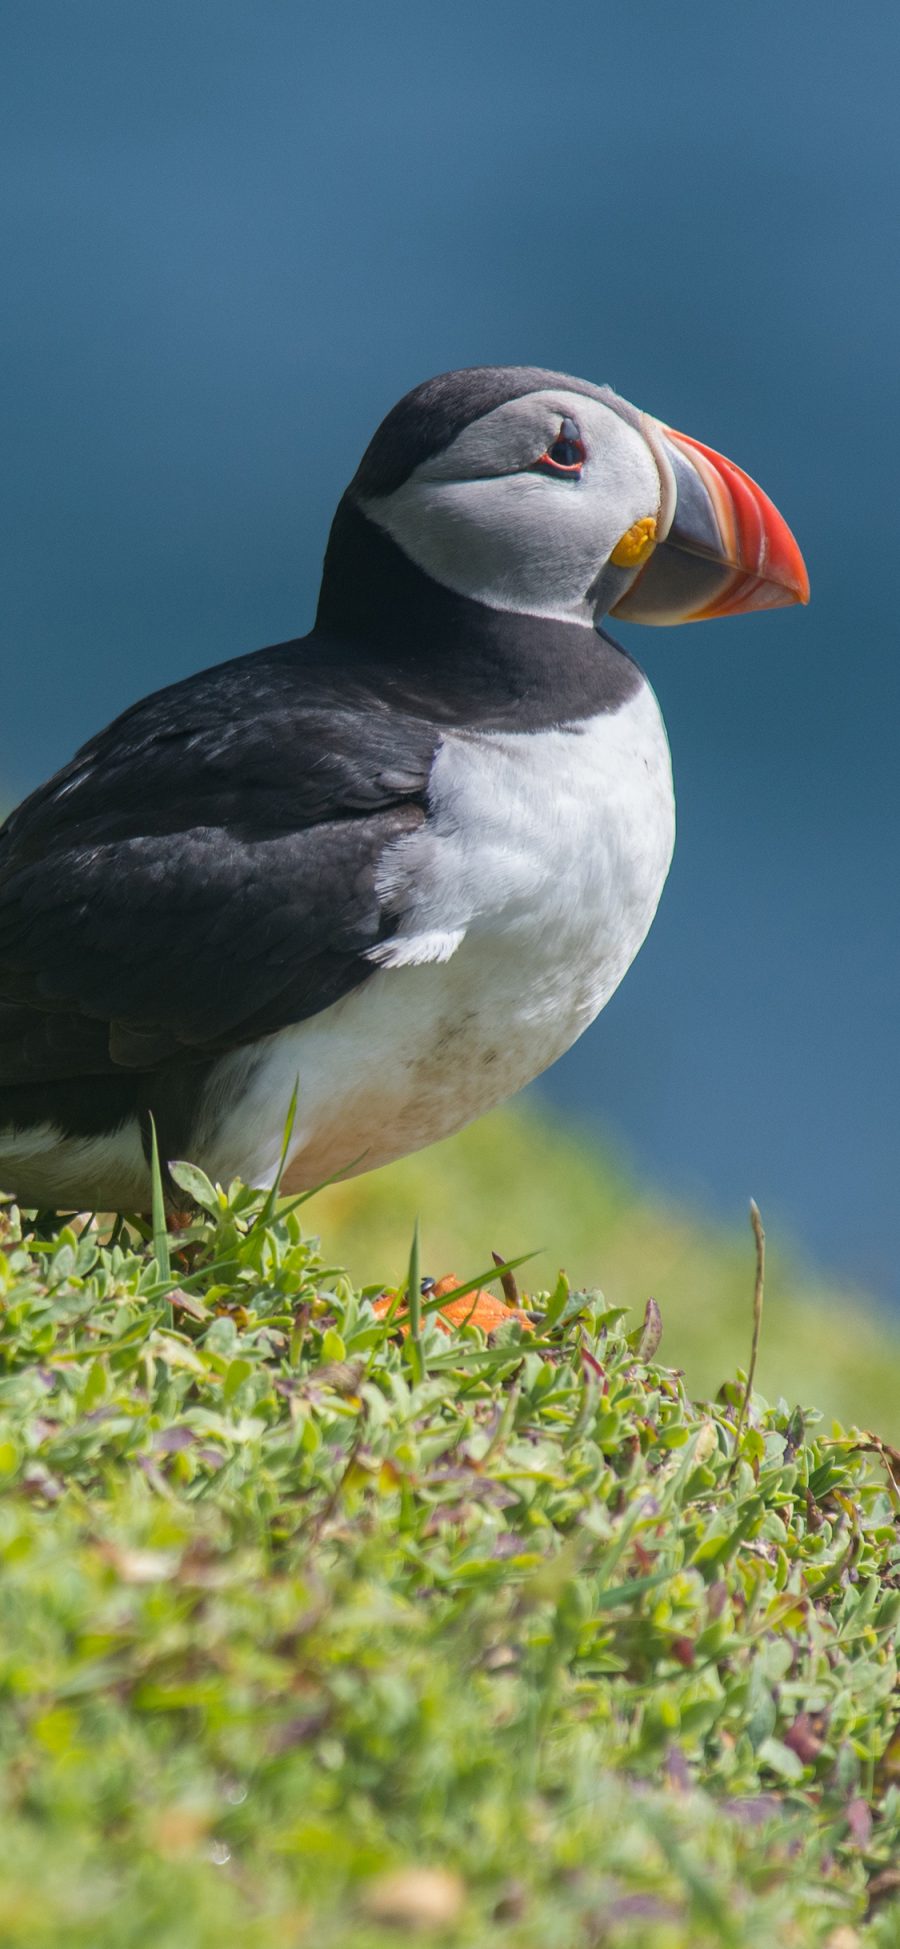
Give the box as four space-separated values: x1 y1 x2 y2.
313 1100 900 1437
0 1140 899 1948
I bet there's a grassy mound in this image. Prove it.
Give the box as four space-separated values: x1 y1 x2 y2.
0 1170 898 1948
315 1102 900 1437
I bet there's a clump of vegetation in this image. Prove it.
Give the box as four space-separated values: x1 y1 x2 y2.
315 1103 900 1435
0 1170 898 1948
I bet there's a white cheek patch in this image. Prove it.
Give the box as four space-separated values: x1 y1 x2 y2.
366 473 600 623
360 389 662 624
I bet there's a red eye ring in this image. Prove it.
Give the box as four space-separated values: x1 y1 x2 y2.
536 446 584 474
531 416 586 477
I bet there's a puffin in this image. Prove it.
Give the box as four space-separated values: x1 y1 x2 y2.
0 366 808 1212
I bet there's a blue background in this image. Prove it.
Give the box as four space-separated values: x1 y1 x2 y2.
2 3 897 1297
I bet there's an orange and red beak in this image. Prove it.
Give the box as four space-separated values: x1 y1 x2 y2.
612 418 809 626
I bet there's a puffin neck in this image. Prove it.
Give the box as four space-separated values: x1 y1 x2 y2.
314 498 643 729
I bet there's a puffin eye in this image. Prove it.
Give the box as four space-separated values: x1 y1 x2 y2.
532 416 586 477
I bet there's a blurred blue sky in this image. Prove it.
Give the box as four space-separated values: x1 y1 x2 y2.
2 2 898 1297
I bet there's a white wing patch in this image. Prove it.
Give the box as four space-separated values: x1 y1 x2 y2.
367 927 466 969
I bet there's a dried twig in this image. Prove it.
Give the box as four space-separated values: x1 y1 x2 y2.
727 1200 765 1482
492 1250 520 1308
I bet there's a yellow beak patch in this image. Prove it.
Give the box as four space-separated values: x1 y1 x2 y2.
610 516 658 570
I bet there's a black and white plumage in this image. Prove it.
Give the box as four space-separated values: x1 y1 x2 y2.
0 366 808 1209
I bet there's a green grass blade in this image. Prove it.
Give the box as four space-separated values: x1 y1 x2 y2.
147 1112 171 1285
263 1150 370 1225
403 1214 424 1385
147 1113 173 1327
257 1077 300 1229
419 1250 540 1319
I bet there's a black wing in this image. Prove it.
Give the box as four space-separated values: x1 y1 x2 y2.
0 636 435 1084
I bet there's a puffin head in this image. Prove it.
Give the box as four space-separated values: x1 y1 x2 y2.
336 364 809 629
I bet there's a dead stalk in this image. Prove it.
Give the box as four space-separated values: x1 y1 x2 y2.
492 1250 520 1308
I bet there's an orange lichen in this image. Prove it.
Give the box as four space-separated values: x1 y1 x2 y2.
372 1272 534 1337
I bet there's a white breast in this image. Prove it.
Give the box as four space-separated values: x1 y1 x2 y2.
203 680 676 1192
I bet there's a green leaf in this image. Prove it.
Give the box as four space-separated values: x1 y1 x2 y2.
542 1272 570 1329
223 1358 254 1403
757 1736 806 1783
593 1566 675 1610
147 1113 171 1294
167 1160 220 1213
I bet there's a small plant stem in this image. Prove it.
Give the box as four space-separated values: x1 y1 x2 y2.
492 1250 520 1307
727 1200 765 1482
